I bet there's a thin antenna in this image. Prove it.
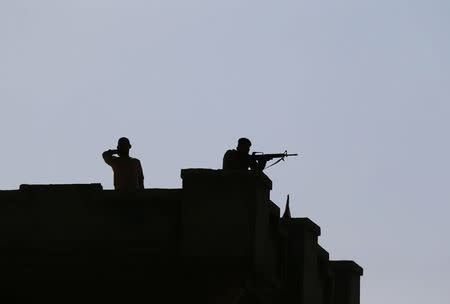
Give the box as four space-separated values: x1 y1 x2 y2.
282 194 291 219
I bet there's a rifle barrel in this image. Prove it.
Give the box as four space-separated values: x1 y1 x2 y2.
252 153 298 159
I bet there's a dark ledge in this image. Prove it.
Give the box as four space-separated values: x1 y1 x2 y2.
330 260 364 276
19 183 103 191
180 168 272 190
283 217 321 236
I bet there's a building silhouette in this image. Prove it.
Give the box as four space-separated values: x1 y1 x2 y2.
0 169 363 303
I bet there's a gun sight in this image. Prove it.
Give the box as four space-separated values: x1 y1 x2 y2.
252 151 298 160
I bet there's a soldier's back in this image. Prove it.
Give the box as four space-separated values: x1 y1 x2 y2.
222 149 249 170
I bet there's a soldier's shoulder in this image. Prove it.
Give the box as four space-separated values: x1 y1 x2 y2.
129 157 141 163
224 149 237 157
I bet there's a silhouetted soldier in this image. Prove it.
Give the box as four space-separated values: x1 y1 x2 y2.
102 137 144 190
222 138 267 171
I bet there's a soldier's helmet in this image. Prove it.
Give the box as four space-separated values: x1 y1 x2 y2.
117 137 132 150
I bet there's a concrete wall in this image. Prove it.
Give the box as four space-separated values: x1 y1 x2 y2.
0 170 362 304
0 184 182 303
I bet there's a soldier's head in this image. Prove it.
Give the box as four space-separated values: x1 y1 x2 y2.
237 137 251 154
117 137 131 157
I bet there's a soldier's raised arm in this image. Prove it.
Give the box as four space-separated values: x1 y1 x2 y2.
102 149 118 166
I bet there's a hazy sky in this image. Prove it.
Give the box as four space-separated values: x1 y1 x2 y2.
1 1 449 303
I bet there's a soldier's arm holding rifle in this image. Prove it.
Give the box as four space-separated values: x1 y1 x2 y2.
248 154 267 171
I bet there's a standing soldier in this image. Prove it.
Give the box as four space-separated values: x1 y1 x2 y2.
102 137 144 190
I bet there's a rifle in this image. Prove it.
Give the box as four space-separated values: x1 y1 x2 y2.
251 151 298 161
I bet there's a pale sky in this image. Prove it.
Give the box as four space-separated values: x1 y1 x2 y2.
1 1 449 303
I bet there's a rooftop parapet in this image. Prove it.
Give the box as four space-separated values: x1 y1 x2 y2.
0 172 363 304
19 183 103 191
180 169 280 275
181 168 273 190
330 261 364 304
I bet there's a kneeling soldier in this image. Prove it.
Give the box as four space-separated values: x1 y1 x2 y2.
222 138 267 171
